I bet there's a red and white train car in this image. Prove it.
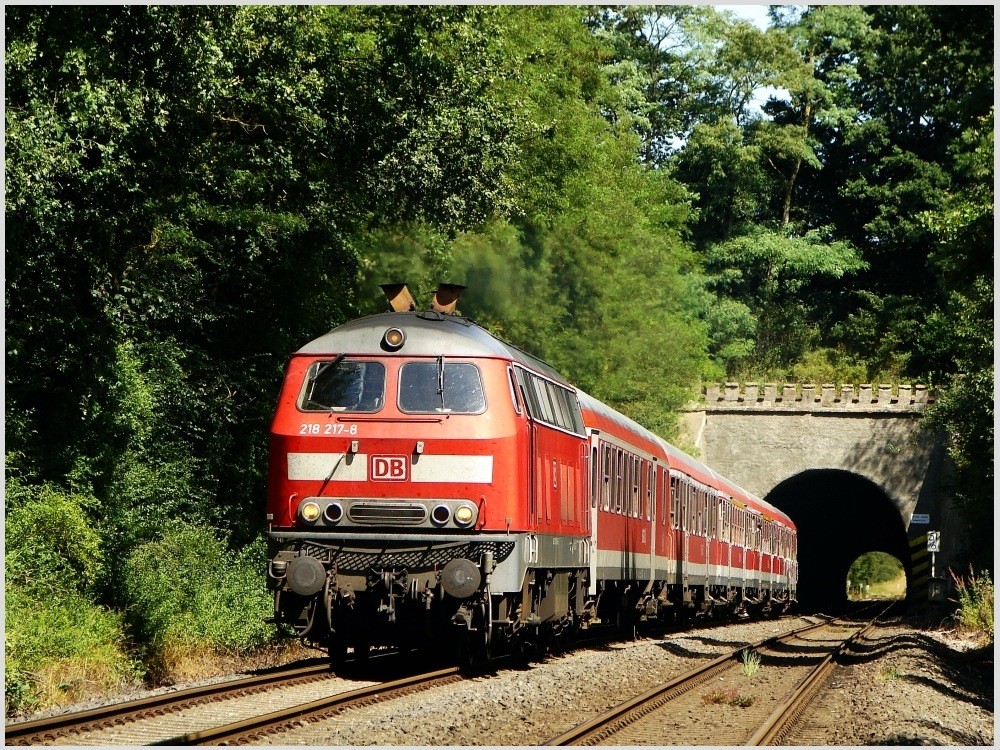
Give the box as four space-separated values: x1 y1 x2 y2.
266 286 797 662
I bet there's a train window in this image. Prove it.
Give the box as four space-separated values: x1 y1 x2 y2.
541 380 563 425
602 445 611 512
669 476 678 528
631 456 640 518
647 464 653 521
519 372 586 436
591 446 599 507
399 361 486 414
547 382 571 428
529 377 555 423
615 449 624 514
300 359 386 412
507 368 522 415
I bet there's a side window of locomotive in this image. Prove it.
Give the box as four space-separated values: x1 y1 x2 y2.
399 362 486 414
507 368 523 415
300 359 386 412
515 369 586 436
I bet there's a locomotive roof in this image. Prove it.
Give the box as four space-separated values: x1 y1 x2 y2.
297 311 570 385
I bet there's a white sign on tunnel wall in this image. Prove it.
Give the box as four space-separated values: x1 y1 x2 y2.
910 513 930 524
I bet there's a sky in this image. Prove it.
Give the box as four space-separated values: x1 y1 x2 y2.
717 5 773 30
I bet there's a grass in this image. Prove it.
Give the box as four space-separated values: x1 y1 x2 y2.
848 571 907 601
877 664 901 681
703 688 755 708
740 648 762 677
949 566 994 641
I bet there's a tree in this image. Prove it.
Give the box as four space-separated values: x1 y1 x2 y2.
6 4 520 551
702 228 865 376
919 116 994 568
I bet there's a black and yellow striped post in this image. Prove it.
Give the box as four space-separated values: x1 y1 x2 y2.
907 533 929 609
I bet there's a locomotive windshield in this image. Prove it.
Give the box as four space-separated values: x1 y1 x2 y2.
399 361 485 414
300 358 385 412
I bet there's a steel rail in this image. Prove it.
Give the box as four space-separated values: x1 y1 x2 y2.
152 666 465 745
3 661 334 746
747 615 885 745
543 616 837 746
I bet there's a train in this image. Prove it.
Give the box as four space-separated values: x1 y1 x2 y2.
265 284 798 664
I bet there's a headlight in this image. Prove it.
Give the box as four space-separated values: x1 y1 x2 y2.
382 327 405 351
323 502 344 524
299 501 321 524
430 504 452 526
454 504 475 527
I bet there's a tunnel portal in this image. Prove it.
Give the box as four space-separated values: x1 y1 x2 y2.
766 469 912 613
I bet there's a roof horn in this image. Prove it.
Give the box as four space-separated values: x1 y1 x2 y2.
380 283 416 313
431 283 466 315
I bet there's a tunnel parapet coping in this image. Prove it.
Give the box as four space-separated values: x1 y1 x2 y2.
691 383 934 414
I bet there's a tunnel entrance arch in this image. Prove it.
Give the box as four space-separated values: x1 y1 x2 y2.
765 469 911 613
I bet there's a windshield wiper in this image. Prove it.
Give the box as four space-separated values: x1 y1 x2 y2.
436 355 446 411
307 353 347 405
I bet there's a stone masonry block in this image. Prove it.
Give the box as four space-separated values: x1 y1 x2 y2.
821 384 835 405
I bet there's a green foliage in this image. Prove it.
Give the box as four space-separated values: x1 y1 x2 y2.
4 476 141 714
948 567 994 641
121 522 277 659
703 688 755 708
5 476 104 596
703 228 866 376
5 5 518 545
918 116 994 567
5 584 142 715
740 648 761 677
848 552 904 589
787 347 872 387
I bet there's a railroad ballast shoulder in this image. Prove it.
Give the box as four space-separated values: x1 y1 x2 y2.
266 285 798 663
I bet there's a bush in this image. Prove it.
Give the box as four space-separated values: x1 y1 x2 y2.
121 521 278 678
5 476 104 595
5 582 141 714
949 566 994 641
4 477 141 714
848 552 903 589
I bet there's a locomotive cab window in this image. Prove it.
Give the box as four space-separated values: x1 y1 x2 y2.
300 358 385 412
399 361 486 414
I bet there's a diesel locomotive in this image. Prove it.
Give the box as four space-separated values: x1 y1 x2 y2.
266 284 797 663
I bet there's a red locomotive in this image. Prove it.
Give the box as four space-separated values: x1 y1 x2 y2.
266 284 797 663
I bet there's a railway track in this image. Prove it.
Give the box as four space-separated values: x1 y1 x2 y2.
4 659 463 746
544 609 888 746
5 611 858 746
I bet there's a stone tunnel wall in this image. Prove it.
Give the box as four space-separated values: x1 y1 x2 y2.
680 383 958 607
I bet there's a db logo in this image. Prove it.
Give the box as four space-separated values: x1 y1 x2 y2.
371 455 408 481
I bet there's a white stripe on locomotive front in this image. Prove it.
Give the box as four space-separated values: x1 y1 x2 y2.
411 455 493 483
287 452 494 483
